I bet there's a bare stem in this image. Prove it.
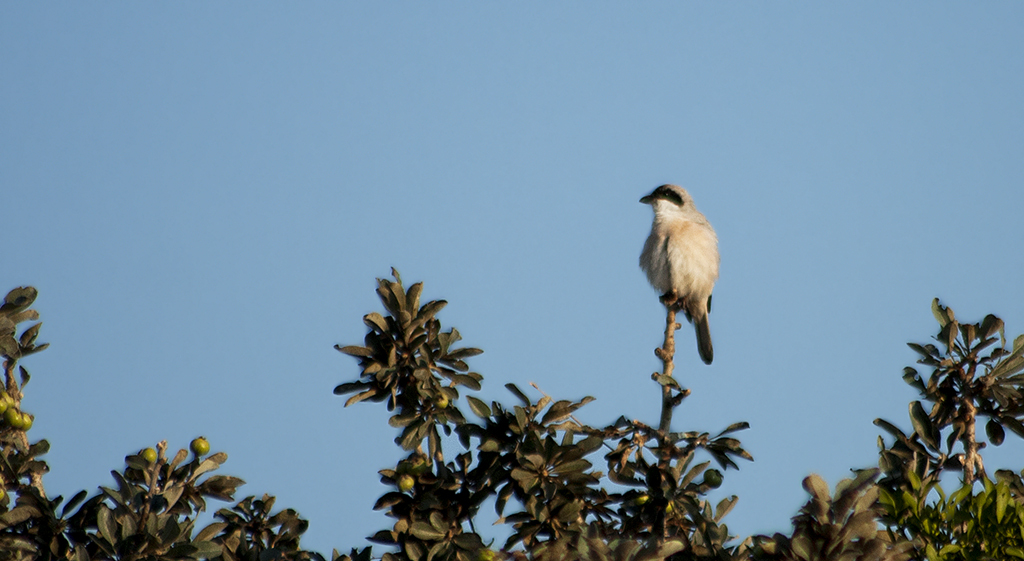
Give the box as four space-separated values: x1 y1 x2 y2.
959 362 983 485
658 307 678 436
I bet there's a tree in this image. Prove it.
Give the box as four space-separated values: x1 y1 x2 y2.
0 287 323 560
3 275 1024 560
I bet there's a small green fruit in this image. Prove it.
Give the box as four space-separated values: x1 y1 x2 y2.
703 469 723 489
665 501 674 514
476 549 496 561
142 448 158 463
436 394 449 409
190 437 210 457
18 412 32 431
4 407 21 428
397 474 415 492
634 494 650 506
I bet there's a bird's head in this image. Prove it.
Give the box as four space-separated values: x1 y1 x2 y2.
640 184 696 217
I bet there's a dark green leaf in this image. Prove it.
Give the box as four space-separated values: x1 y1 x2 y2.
0 335 19 359
987 418 1006 446
409 522 445 541
653 374 680 388
1 287 37 313
188 541 223 558
715 422 750 437
61 490 89 518
446 347 483 360
197 475 245 500
194 522 229 542
466 396 490 418
97 506 116 545
373 493 407 511
18 322 41 348
910 401 938 450
417 301 447 322
802 474 830 502
932 298 952 328
336 345 373 357
345 389 380 407
334 381 368 395
449 374 482 391
506 384 530 406
1003 417 1024 439
364 313 389 333
541 402 573 425
406 282 423 314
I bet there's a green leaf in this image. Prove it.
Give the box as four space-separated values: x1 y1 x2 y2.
417 300 447 322
336 345 373 357
61 490 89 518
987 418 1006 446
1002 417 1024 439
334 381 368 395
194 522 229 542
406 283 423 314
1 287 37 314
715 496 738 521
910 401 938 450
18 322 41 348
97 506 116 545
466 396 490 418
932 298 952 328
0 335 19 359
345 389 380 407
192 456 224 480
553 459 592 475
541 402 573 425
409 522 445 541
653 374 680 389
188 541 224 558
902 367 925 391
996 482 1009 523
364 313 389 333
556 500 582 523
506 384 530 406
197 475 245 501
803 474 830 501
446 347 483 360
980 314 1006 345
715 422 750 437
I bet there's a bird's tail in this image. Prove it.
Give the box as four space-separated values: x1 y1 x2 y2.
695 314 713 365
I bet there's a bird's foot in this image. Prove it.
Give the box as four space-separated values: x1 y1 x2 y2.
659 291 687 312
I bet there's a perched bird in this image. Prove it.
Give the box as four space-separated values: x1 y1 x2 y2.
639 184 720 364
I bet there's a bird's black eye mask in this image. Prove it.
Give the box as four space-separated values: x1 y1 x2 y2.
653 186 684 206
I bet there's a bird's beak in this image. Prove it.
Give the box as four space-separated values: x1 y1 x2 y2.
639 194 653 204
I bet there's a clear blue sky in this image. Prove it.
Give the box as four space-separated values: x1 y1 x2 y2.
3 3 1023 554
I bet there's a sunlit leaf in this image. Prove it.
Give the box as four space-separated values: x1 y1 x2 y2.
336 345 373 357
466 396 490 418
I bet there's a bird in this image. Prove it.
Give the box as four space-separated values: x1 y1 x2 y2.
639 184 720 365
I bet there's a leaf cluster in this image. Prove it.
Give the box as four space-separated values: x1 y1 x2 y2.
879 470 1024 560
872 299 1024 558
754 470 913 561
877 299 1024 488
0 287 330 561
334 271 754 561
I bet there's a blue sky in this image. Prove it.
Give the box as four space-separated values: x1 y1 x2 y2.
3 3 1023 554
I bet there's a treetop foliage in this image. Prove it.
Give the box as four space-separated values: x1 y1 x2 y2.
3 274 1024 560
